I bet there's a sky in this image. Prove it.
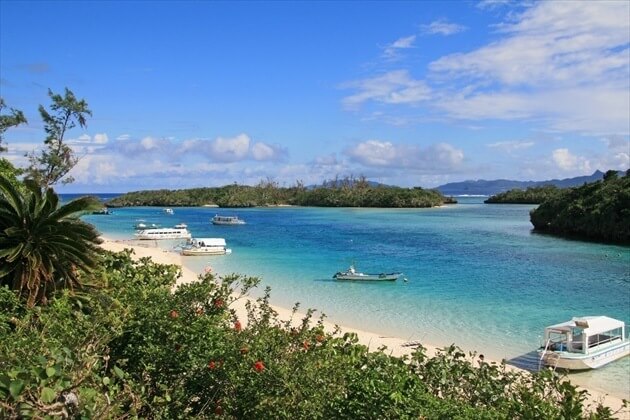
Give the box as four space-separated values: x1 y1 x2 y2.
1 0 629 193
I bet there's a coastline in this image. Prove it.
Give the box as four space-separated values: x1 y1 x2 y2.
100 236 628 415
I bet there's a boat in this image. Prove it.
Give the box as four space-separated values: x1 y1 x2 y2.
211 215 246 225
134 221 160 230
538 316 630 370
134 226 191 240
181 238 232 256
164 208 174 215
92 208 112 215
174 223 188 229
333 265 402 281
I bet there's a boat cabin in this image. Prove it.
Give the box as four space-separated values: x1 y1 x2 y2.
543 316 626 354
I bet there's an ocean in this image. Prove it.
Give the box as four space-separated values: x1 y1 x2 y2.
77 195 630 398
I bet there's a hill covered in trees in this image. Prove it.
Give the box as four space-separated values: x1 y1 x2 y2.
529 170 630 244
484 185 561 204
106 178 457 208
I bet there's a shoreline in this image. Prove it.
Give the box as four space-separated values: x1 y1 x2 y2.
100 237 628 415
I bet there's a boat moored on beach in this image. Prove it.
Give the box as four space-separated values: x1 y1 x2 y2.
212 215 246 225
181 237 232 255
134 226 191 240
538 316 630 370
333 265 402 281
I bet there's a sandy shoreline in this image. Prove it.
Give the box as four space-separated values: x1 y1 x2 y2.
100 237 627 415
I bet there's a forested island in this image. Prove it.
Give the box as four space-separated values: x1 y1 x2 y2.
106 178 457 208
484 185 561 204
529 170 630 244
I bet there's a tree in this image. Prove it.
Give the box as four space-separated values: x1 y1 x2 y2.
0 175 102 307
0 98 27 153
26 88 92 187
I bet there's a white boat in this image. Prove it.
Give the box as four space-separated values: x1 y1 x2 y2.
174 223 188 229
333 265 402 281
181 238 232 256
134 227 191 240
134 221 160 230
538 316 630 370
212 215 246 225
164 208 174 215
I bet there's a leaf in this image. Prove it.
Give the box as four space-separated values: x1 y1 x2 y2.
9 379 24 399
102 376 110 386
113 366 124 379
46 366 56 378
41 387 56 403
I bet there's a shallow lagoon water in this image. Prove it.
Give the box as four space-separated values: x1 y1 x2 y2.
84 197 630 398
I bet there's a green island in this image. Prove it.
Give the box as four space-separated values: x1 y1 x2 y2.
484 185 561 204
530 170 630 244
106 178 457 208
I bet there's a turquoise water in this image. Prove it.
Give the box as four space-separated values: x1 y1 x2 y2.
83 197 630 398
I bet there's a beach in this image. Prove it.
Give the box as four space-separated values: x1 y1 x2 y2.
100 237 628 415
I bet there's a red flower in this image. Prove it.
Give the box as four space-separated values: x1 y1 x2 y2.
169 309 179 319
214 298 224 308
315 334 325 343
234 320 242 332
253 360 265 372
208 360 216 370
302 340 310 350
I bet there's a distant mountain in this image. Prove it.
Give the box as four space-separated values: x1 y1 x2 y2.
436 170 616 196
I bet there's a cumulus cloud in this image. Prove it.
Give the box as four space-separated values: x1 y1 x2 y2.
552 148 592 172
420 19 467 36
346 140 464 172
341 70 431 110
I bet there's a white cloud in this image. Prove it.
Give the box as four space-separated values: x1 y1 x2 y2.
552 148 592 172
93 133 108 144
208 133 250 162
346 140 464 172
421 19 466 36
383 35 416 60
487 140 535 154
341 70 431 110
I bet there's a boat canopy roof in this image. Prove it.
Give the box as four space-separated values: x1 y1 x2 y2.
192 238 226 246
545 316 625 335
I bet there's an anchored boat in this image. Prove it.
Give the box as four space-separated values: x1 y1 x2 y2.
538 316 630 370
333 265 402 281
181 238 232 256
134 226 191 240
212 215 246 225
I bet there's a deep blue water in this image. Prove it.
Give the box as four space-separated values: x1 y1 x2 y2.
81 197 630 397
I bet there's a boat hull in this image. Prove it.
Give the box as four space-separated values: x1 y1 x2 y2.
181 248 231 256
539 340 630 370
333 272 401 281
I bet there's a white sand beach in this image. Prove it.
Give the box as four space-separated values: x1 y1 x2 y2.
100 237 628 415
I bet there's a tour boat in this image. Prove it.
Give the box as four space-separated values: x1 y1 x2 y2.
164 208 174 215
134 227 191 240
333 265 402 281
211 215 246 225
181 238 232 256
538 316 630 370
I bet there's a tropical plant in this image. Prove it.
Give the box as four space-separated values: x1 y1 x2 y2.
0 176 102 306
25 88 91 187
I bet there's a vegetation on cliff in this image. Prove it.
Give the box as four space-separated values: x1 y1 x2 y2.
106 177 457 208
530 170 630 243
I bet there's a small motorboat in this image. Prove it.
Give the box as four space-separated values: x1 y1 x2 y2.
212 215 246 225
333 265 402 281
181 238 232 256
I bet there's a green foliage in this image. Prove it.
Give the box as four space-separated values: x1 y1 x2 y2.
0 176 102 307
107 176 456 208
485 185 560 204
1 249 622 418
26 88 92 187
0 98 27 153
530 172 630 243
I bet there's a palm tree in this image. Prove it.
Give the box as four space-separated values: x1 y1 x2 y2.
0 176 102 307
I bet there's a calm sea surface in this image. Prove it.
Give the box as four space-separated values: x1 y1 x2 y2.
78 195 630 398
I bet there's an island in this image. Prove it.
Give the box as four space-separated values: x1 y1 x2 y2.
106 178 457 208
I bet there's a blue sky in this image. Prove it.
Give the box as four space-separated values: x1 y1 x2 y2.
1 0 628 193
